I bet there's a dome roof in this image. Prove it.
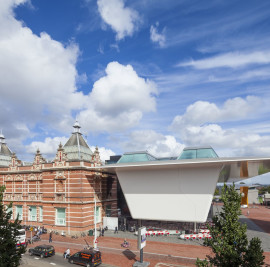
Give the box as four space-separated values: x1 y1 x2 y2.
63 121 93 161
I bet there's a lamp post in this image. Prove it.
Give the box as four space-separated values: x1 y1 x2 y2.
93 196 97 249
29 207 32 244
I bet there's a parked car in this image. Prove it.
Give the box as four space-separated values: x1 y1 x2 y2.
69 249 102 267
29 244 55 258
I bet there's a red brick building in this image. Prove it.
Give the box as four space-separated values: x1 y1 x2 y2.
0 123 117 235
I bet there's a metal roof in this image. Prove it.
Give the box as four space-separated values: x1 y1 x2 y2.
63 121 93 161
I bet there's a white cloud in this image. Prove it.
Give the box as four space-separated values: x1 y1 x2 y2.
0 2 157 154
150 22 166 47
121 130 184 157
78 61 158 132
170 97 270 157
0 0 87 139
97 0 140 40
171 96 262 129
178 51 270 69
26 136 68 159
90 146 115 162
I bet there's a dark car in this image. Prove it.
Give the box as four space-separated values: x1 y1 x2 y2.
29 244 55 258
69 249 102 267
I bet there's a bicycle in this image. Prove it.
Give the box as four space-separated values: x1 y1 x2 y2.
71 234 78 239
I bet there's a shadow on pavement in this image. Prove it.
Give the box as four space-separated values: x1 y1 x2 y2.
122 249 137 262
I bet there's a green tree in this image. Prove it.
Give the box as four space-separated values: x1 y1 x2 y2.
0 186 26 267
196 184 265 267
214 188 219 196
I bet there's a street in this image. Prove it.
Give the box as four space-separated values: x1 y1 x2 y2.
20 253 115 267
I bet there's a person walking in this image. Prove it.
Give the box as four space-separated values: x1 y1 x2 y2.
49 231 52 243
114 226 118 234
101 228 105 236
64 248 70 259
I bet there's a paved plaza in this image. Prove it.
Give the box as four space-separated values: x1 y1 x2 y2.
23 204 270 267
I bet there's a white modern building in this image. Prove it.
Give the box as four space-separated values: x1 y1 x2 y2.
101 147 270 223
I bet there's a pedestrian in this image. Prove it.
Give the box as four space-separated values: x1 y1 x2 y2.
247 210 250 216
114 226 118 234
102 228 104 236
64 248 70 259
49 231 52 243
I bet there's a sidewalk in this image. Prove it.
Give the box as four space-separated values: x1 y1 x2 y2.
25 205 270 267
26 232 209 266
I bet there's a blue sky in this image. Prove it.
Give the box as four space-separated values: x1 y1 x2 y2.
1 0 270 161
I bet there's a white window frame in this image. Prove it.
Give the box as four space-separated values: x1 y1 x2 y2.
55 208 66 226
39 206 43 222
28 206 37 221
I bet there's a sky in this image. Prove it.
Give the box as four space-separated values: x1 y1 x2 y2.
1 0 270 162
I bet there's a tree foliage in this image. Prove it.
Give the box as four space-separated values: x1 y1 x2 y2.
0 186 26 267
196 184 265 267
258 185 270 195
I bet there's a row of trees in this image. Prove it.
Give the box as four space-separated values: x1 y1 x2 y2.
196 184 265 266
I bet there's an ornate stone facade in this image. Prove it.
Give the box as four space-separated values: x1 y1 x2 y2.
0 123 118 234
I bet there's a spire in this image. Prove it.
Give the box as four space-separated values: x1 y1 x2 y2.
73 120 81 134
0 130 5 144
63 120 93 161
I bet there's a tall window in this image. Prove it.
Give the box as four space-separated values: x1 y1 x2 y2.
56 208 66 225
16 205 23 220
29 206 37 221
39 206 43 222
95 206 101 223
6 205 13 219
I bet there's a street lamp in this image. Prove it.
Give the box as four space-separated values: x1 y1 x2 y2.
93 197 97 249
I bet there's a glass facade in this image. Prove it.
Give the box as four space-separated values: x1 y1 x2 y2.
178 147 218 160
118 152 156 163
106 205 111 217
56 208 66 225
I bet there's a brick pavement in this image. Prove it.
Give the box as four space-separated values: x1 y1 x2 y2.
25 205 270 266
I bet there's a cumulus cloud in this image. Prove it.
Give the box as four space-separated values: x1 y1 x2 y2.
0 0 87 140
26 136 68 159
170 97 270 157
178 51 270 69
121 130 184 157
78 61 158 132
0 2 158 159
150 22 166 47
171 96 262 129
97 0 140 40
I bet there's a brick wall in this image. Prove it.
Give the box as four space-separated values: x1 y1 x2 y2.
0 160 117 235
